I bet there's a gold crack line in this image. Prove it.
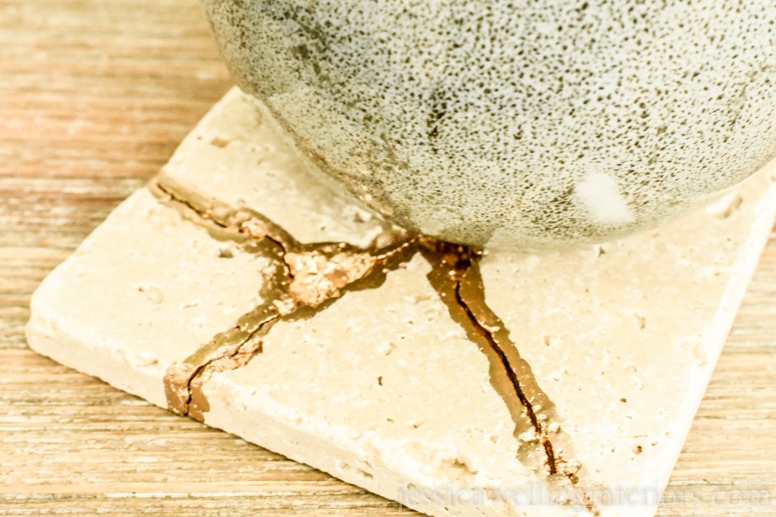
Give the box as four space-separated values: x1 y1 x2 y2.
148 175 595 512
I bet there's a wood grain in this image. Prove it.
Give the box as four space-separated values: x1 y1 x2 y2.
1 1 774 515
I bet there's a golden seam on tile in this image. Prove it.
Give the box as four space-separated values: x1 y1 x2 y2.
418 242 539 460
149 173 418 418
419 239 597 514
179 239 420 422
457 262 599 516
150 174 288 416
457 262 559 471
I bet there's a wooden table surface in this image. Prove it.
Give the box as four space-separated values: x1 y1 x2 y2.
1 1 775 515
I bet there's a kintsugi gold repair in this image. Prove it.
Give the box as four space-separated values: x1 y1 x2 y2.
148 172 597 510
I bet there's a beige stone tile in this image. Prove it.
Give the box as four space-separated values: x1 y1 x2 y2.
27 89 776 517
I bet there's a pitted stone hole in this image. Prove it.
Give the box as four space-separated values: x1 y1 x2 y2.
137 283 164 304
210 136 231 148
217 244 236 258
338 461 374 480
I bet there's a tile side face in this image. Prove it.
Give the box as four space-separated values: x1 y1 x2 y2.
27 89 776 517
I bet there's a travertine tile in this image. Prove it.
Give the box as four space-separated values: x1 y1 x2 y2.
27 88 776 517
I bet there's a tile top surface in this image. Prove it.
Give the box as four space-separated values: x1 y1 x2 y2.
27 88 776 517
162 88 386 247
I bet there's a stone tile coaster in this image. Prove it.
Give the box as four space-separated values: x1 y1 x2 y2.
27 88 776 517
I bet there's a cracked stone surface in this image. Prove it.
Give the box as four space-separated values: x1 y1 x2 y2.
27 88 776 517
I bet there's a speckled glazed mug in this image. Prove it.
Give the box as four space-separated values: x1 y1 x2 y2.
201 0 776 249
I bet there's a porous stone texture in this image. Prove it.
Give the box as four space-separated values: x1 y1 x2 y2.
27 89 776 517
203 0 776 249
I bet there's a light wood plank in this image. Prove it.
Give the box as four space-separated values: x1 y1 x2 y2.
1 1 774 515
